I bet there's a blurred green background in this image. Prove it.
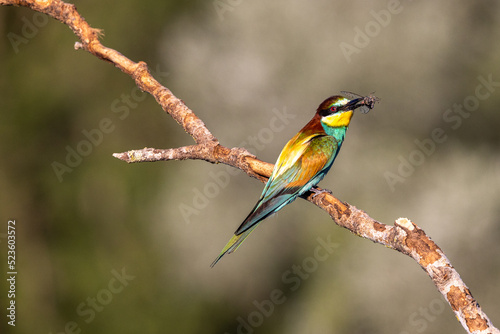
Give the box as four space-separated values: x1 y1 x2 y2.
1 1 499 333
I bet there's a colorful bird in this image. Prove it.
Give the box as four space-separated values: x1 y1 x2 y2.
211 92 379 267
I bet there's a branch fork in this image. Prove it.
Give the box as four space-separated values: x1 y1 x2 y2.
2 0 498 333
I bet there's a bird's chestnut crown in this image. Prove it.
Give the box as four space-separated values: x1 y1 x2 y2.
317 96 350 117
317 95 367 117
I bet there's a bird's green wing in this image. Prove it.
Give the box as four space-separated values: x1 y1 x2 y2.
235 134 338 235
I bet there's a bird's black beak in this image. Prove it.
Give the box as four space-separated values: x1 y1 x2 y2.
342 98 364 111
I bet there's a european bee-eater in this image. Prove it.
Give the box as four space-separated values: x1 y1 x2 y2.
211 92 379 267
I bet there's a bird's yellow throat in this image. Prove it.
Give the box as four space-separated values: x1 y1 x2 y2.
321 110 354 128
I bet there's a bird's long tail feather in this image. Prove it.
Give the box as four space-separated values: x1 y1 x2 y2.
210 227 256 267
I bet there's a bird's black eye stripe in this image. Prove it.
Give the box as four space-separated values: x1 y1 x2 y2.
319 108 333 117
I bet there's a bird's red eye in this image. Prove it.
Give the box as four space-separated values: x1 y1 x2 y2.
330 106 337 112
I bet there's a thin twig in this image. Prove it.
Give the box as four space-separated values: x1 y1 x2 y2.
2 0 498 333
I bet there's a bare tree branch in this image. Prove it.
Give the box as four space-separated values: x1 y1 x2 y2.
2 0 498 333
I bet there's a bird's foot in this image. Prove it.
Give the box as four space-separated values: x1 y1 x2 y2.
310 187 332 198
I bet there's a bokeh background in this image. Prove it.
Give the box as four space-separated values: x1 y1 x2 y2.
1 1 500 333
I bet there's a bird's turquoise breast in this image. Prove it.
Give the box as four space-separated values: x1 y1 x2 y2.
321 123 348 141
